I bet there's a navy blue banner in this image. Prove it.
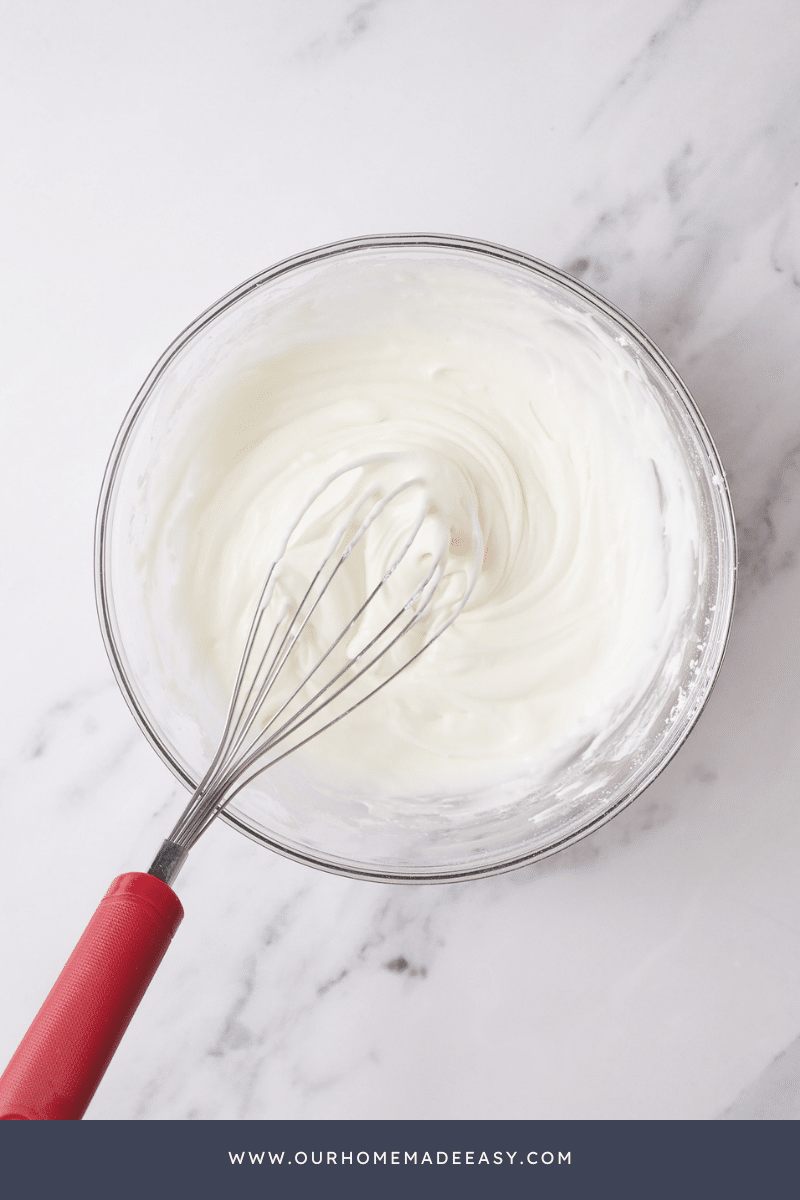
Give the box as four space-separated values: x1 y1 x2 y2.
0 1119 793 1198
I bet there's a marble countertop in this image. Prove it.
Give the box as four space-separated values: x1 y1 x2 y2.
1 0 799 1121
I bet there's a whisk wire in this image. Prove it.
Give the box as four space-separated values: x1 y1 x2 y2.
221 555 444 784
174 551 455 846
228 482 433 760
223 479 424 766
178 584 442 845
152 465 481 873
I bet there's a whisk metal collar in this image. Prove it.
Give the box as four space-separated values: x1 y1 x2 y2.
149 841 189 887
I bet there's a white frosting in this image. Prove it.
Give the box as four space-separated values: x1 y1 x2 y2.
141 258 700 829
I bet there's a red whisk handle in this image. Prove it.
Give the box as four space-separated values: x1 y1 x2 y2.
0 872 183 1120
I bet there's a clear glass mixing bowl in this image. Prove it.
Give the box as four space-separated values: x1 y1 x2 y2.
95 234 736 883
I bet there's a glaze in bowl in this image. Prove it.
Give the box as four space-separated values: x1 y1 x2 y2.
95 234 736 882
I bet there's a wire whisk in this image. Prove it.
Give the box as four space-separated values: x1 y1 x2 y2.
0 455 481 1123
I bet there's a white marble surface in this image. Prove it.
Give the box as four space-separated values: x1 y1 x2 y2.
1 0 799 1121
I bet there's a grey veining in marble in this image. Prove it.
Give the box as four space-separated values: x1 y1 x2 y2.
1 0 800 1121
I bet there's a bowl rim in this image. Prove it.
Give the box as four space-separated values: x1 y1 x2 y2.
94 232 738 883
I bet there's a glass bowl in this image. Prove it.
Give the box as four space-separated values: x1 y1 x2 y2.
95 234 736 883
